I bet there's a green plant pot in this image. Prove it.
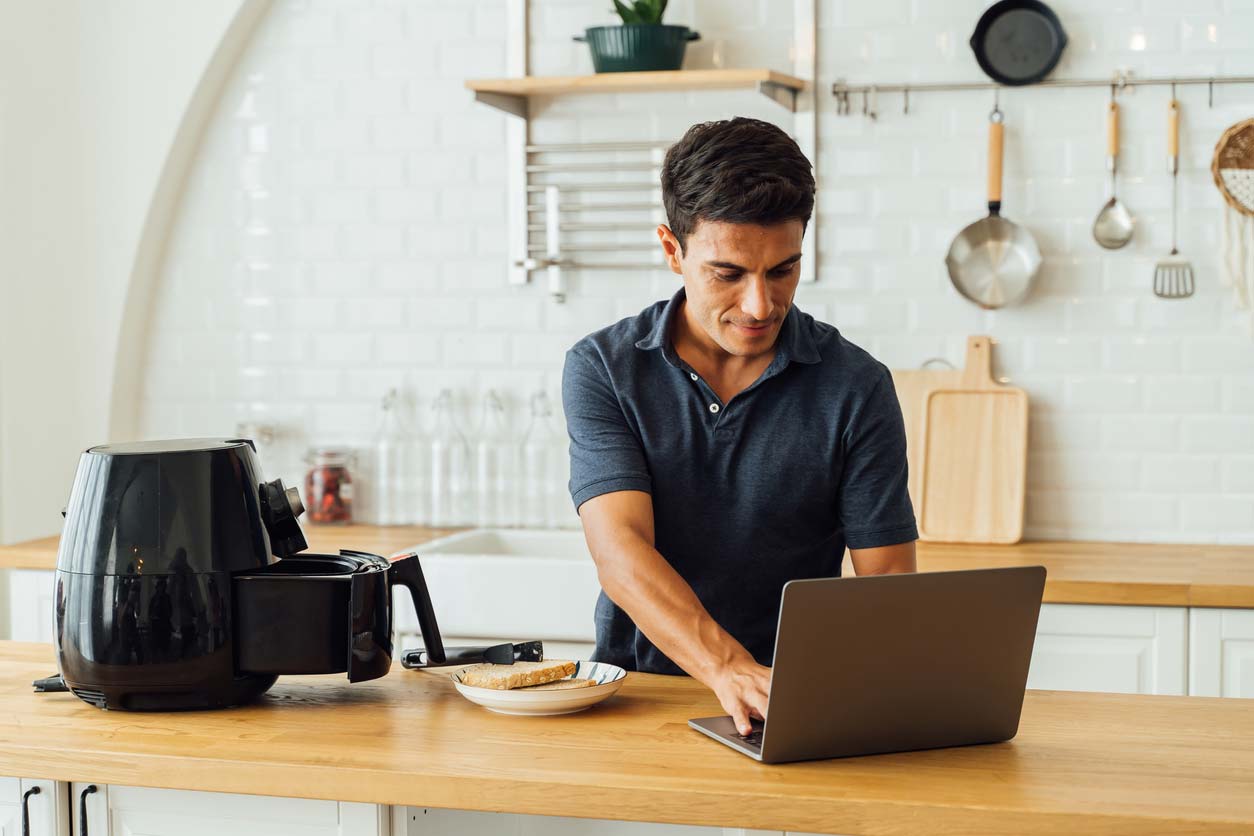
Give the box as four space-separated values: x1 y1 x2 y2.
574 24 700 73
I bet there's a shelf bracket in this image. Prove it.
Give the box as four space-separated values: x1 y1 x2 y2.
756 80 798 112
474 91 528 119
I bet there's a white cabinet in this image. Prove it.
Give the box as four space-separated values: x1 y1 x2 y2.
1027 603 1187 695
398 808 782 836
1189 608 1254 698
0 780 387 836
0 778 69 836
9 570 56 644
105 786 387 836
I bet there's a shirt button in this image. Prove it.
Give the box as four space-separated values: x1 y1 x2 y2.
689 373 698 381
709 403 720 414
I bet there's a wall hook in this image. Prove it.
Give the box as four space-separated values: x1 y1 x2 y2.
833 80 851 115
1209 77 1214 108
903 86 910 115
865 85 878 120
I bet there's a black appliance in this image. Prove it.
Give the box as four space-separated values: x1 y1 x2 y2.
53 438 507 711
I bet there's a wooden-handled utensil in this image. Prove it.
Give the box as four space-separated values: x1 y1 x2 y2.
1093 95 1134 249
945 106 1042 309
1154 97 1195 298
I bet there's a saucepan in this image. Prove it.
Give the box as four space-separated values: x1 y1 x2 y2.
945 106 1042 309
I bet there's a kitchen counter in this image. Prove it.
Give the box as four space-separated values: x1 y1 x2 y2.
4 526 1254 607
0 641 1251 834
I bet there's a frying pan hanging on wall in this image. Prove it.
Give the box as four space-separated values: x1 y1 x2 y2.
970 0 1067 86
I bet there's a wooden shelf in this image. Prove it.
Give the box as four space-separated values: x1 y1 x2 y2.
465 68 807 116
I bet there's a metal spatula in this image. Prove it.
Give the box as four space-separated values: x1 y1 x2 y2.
1154 98 1195 299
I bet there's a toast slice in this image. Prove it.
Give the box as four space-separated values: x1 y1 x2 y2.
459 660 577 690
518 677 596 691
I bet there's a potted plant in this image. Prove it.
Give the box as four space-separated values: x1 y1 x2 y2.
574 1 700 73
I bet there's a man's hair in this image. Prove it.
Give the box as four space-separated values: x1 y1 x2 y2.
660 117 815 252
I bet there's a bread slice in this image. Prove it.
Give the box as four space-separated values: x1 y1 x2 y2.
518 677 596 691
459 660 577 690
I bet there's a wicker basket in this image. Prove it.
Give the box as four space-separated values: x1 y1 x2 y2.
1212 118 1254 217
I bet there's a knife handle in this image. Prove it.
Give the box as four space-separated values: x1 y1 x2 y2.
403 644 500 668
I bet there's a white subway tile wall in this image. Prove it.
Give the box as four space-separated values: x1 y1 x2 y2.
139 0 1254 542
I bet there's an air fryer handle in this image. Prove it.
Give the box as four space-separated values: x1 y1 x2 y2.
389 553 445 665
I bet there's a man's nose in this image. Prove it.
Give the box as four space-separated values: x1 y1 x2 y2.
740 276 773 321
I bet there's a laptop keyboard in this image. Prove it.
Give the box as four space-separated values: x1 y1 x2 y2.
735 722 765 748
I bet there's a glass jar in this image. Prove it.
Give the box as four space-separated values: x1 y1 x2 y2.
304 447 355 524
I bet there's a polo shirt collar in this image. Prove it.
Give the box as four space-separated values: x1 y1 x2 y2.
634 287 822 366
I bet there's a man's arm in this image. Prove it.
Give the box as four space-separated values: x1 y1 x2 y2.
849 540 917 576
578 490 770 736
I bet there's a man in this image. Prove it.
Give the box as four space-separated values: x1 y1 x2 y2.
562 117 917 736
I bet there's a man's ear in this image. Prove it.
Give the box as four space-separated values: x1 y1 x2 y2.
656 224 684 275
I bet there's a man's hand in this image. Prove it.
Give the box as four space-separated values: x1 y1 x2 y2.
710 654 771 736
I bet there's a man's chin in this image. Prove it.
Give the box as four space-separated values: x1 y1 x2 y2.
718 328 776 355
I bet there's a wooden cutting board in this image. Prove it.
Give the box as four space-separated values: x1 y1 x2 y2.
892 336 1029 544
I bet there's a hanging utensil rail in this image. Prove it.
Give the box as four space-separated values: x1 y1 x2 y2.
833 73 1254 117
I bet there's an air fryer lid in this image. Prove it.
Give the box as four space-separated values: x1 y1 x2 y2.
58 437 306 575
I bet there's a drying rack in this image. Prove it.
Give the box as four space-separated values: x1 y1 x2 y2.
832 72 1254 118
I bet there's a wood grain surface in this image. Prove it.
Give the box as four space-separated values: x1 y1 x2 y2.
6 526 1254 607
1 642 1253 834
916 336 1029 544
466 68 807 96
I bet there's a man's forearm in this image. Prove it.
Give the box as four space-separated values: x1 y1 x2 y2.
595 537 752 684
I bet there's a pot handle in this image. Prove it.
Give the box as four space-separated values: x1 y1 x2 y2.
988 107 1004 216
389 553 446 665
573 33 586 42
687 29 701 41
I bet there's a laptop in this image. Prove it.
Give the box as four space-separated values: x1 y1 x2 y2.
689 565 1047 764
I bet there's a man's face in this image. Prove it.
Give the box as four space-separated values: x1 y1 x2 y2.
658 219 804 359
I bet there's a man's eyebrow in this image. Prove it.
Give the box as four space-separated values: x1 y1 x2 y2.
703 253 803 272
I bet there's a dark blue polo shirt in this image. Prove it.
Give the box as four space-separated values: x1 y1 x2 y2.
562 287 917 675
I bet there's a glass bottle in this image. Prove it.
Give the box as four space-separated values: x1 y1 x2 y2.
371 389 407 526
520 391 562 528
475 390 519 528
304 447 354 524
429 389 472 526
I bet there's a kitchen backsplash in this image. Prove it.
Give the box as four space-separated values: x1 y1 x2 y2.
138 0 1254 542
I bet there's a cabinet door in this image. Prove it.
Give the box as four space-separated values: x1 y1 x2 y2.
0 779 71 836
107 786 386 836
0 779 21 836
1189 608 1254 698
400 808 780 836
1027 604 1187 695
9 570 56 643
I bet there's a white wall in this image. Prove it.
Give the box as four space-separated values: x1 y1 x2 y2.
0 0 255 543
118 0 1254 544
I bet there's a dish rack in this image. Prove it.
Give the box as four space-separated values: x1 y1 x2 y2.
518 140 672 302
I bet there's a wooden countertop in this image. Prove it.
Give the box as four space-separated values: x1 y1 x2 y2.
2 642 1252 834
0 525 460 570
5 526 1254 608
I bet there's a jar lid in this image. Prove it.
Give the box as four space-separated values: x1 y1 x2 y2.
305 447 353 465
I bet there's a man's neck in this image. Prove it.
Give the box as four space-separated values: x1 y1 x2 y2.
671 300 777 398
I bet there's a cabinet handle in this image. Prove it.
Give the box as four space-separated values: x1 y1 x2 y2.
20 786 40 836
79 785 98 836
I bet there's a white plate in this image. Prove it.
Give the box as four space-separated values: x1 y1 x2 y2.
451 661 627 716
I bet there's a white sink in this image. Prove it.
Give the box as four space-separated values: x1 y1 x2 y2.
397 528 600 642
